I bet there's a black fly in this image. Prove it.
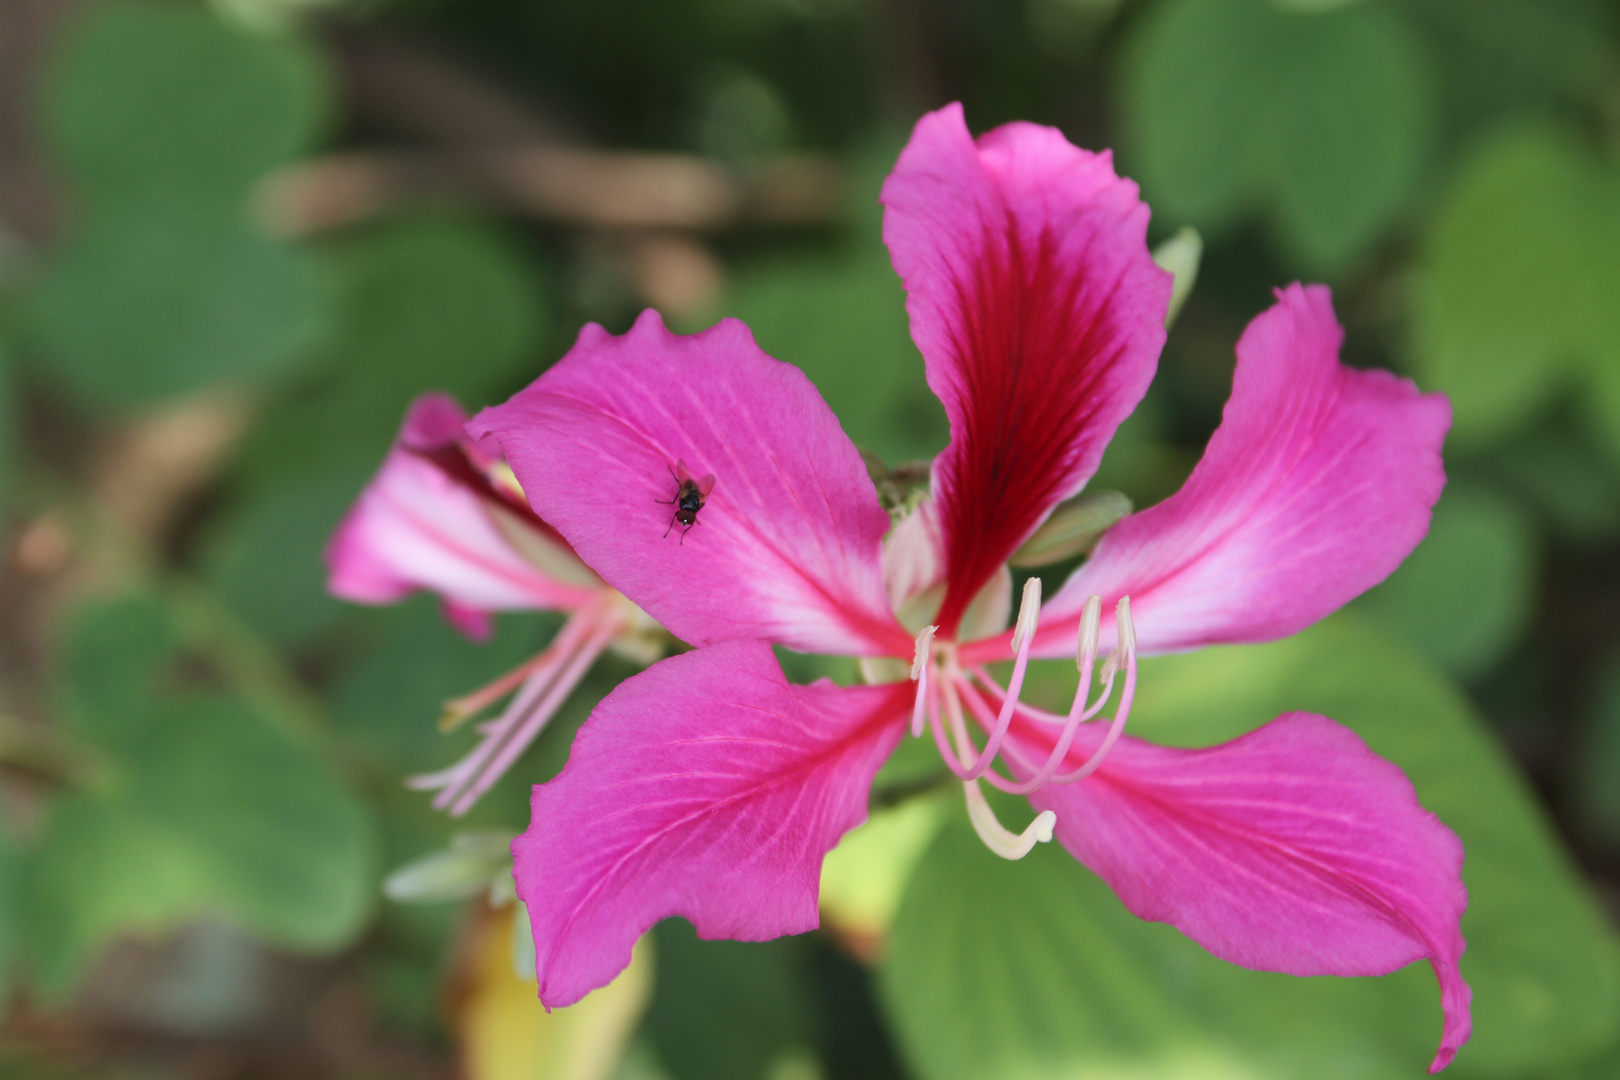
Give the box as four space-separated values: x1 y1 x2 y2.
656 459 715 543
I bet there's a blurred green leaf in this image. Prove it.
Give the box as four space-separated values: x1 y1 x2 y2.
23 695 376 997
1572 651 1620 848
42 1 327 202
1487 424 1620 543
1556 1036 1620 1080
205 469 369 646
57 592 177 727
0 346 12 504
1409 0 1617 110
646 919 813 1080
0 836 18 981
1413 124 1620 448
31 211 330 402
882 615 1620 1079
21 793 216 998
1355 483 1537 679
332 599 551 777
126 695 373 947
237 216 546 482
207 217 546 644
721 137 941 466
329 596 633 832
1122 0 1433 270
28 1 332 404
299 216 547 445
727 246 946 464
22 595 376 998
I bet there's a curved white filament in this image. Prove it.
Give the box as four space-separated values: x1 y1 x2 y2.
963 778 1055 860
961 577 1041 780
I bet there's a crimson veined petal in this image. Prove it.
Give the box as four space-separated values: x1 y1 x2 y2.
882 104 1171 638
325 393 599 633
514 639 910 1007
470 311 911 657
1022 283 1451 661
1006 711 1470 1073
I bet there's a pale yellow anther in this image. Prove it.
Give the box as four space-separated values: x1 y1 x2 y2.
1076 594 1101 672
910 625 937 681
1100 596 1135 682
1008 576 1042 655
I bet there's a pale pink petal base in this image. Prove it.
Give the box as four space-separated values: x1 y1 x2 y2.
1006 711 1471 1072
1023 285 1451 660
326 394 597 628
471 313 910 657
883 496 945 616
514 640 911 1007
882 104 1170 633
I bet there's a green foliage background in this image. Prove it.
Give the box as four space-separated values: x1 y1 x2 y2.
1 0 1619 1076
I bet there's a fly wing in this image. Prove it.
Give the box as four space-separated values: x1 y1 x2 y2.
696 473 716 496
674 458 694 484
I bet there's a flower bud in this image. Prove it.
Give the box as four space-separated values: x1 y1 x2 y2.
1009 490 1132 568
1152 226 1202 328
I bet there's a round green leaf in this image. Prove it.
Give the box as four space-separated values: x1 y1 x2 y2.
124 695 377 951
237 216 548 486
205 469 369 647
1354 483 1537 678
1573 651 1620 847
1122 0 1434 271
20 794 217 1001
27 596 378 997
42 1 327 200
27 1 333 404
30 209 331 402
726 247 946 465
881 616 1620 1079
21 694 377 996
646 919 813 1080
320 217 548 425
1412 125 1620 445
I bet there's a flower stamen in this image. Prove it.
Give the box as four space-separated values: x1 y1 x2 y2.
438 649 557 732
998 594 1103 794
1051 596 1137 784
963 778 1056 860
410 598 623 816
909 624 937 737
960 577 1040 780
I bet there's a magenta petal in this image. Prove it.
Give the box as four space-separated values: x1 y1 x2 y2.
1013 712 1471 1072
881 104 1170 636
441 600 494 642
514 639 909 1006
470 312 911 656
1033 284 1451 658
325 393 597 630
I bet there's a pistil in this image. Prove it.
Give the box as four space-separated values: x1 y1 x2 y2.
905 585 1141 859
963 778 1056 859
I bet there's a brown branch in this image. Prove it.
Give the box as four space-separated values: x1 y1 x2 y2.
256 146 840 237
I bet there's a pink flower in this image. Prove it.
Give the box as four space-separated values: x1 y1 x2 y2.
471 106 1469 1070
326 392 657 816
